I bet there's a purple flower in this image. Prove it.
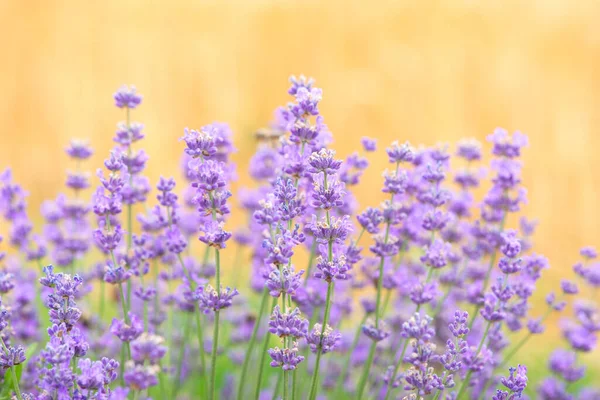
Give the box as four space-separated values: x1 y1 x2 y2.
580 246 598 260
165 226 187 254
487 128 528 158
356 207 383 234
456 138 482 161
104 262 131 284
0 345 26 367
265 266 304 297
314 254 350 282
500 364 528 397
114 121 144 145
361 319 390 342
131 333 167 363
268 345 305 370
268 306 308 338
386 141 414 164
307 215 353 245
123 361 159 390
93 225 123 252
361 137 377 152
549 349 585 382
110 314 144 342
308 149 342 175
181 127 218 159
77 359 105 390
561 280 579 295
66 139 93 160
310 175 345 210
199 221 232 249
306 324 341 354
288 75 314 95
113 85 142 108
197 284 239 313
401 313 434 340
420 239 452 268
293 86 322 117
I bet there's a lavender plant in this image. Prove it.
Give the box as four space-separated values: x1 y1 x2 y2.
0 77 598 400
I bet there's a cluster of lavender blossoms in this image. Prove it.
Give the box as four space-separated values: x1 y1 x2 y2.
0 77 598 400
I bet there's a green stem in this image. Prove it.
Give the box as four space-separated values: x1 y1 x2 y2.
356 341 377 400
255 296 279 400
304 240 318 285
307 281 334 400
456 321 493 399
0 338 22 400
468 213 507 330
335 314 368 395
172 313 193 398
210 311 220 400
272 372 282 400
237 288 269 400
292 369 297 400
210 249 222 400
383 338 410 400
283 370 289 400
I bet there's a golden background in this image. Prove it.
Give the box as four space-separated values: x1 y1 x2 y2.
1 0 599 379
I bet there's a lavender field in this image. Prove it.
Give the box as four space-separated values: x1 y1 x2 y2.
0 77 599 399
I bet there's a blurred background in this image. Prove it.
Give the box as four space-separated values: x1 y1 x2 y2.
1 0 599 387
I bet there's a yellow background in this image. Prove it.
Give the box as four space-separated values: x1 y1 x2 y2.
1 0 599 376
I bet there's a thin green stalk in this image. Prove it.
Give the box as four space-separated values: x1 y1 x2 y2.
304 240 317 285
177 252 208 388
210 311 220 400
172 313 193 398
100 278 106 321
237 288 269 399
283 370 289 400
335 314 368 395
356 341 377 400
209 249 222 400
383 338 410 400
272 372 282 400
307 281 334 400
292 369 297 400
0 337 22 400
468 213 507 330
456 321 493 399
255 296 279 400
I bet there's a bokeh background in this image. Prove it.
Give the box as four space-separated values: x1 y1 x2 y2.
1 0 599 391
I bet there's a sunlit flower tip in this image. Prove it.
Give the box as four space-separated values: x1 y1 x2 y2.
560 280 578 295
197 284 239 313
0 345 26 367
580 246 598 260
131 333 167 363
456 138 482 161
123 361 159 390
199 221 232 249
314 254 350 282
268 345 305 370
386 141 414 164
308 148 343 175
500 365 528 397
268 306 309 338
361 136 377 152
113 85 142 109
110 313 144 342
181 127 218 159
306 323 341 354
288 74 315 95
361 319 390 342
487 127 529 158
66 139 93 160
